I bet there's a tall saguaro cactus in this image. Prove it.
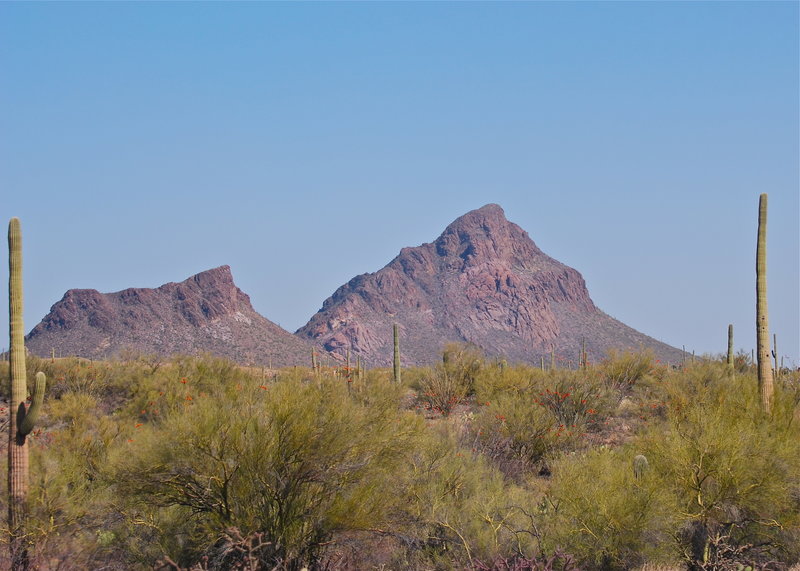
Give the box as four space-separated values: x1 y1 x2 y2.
726 324 734 375
392 324 401 384
755 194 773 414
8 218 47 569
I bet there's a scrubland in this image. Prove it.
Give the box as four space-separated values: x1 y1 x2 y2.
1 348 798 570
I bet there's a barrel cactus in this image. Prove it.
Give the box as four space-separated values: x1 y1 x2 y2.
633 454 649 480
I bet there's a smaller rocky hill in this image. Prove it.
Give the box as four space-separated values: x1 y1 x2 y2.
26 265 319 367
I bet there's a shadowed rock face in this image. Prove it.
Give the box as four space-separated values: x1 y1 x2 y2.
26 265 318 367
297 204 683 366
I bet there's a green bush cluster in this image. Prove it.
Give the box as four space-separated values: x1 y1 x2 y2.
0 351 797 570
415 343 484 416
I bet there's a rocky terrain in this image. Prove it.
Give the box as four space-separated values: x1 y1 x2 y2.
27 205 683 368
26 265 320 367
297 204 684 366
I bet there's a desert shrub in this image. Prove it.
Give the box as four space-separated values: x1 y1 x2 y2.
544 447 678 570
441 343 484 389
637 371 800 568
416 343 485 416
470 392 579 477
469 369 615 478
733 350 754 373
111 376 425 569
118 354 258 425
18 389 130 569
528 370 614 429
346 368 408 411
599 349 656 391
396 425 542 569
474 365 547 403
18 356 134 413
473 549 580 571
417 366 471 416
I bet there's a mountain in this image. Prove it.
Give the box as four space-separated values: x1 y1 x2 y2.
296 204 683 366
26 265 318 367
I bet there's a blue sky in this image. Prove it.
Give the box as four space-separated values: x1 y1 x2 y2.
1 2 798 365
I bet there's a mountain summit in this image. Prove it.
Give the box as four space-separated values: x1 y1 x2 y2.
26 265 318 367
297 204 682 366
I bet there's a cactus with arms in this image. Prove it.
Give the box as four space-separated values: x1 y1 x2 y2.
8 217 47 569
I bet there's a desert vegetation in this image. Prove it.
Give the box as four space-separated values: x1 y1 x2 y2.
0 349 798 570
4 197 796 570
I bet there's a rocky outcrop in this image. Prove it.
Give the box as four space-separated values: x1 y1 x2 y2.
26 266 319 367
297 204 683 366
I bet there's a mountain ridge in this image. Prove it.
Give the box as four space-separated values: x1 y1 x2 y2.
26 265 321 367
26 205 683 367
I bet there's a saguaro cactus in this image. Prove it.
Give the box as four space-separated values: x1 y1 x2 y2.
755 194 773 413
8 217 47 569
581 337 587 370
393 324 401 384
727 324 734 375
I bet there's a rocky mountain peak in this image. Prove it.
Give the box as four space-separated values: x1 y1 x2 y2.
298 204 682 366
419 204 553 275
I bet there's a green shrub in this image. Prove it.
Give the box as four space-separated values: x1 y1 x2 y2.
638 371 800 568
23 390 126 569
112 376 425 568
545 447 678 570
470 392 578 477
418 366 471 416
416 343 485 416
4 353 796 570
531 370 614 429
474 365 546 403
397 425 541 568
599 349 656 391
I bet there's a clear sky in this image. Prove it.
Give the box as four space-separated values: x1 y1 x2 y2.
1 2 798 365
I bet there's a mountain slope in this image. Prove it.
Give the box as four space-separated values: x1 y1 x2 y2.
26 265 318 367
297 204 683 366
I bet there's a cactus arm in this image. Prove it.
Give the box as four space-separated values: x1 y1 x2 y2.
18 372 46 437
